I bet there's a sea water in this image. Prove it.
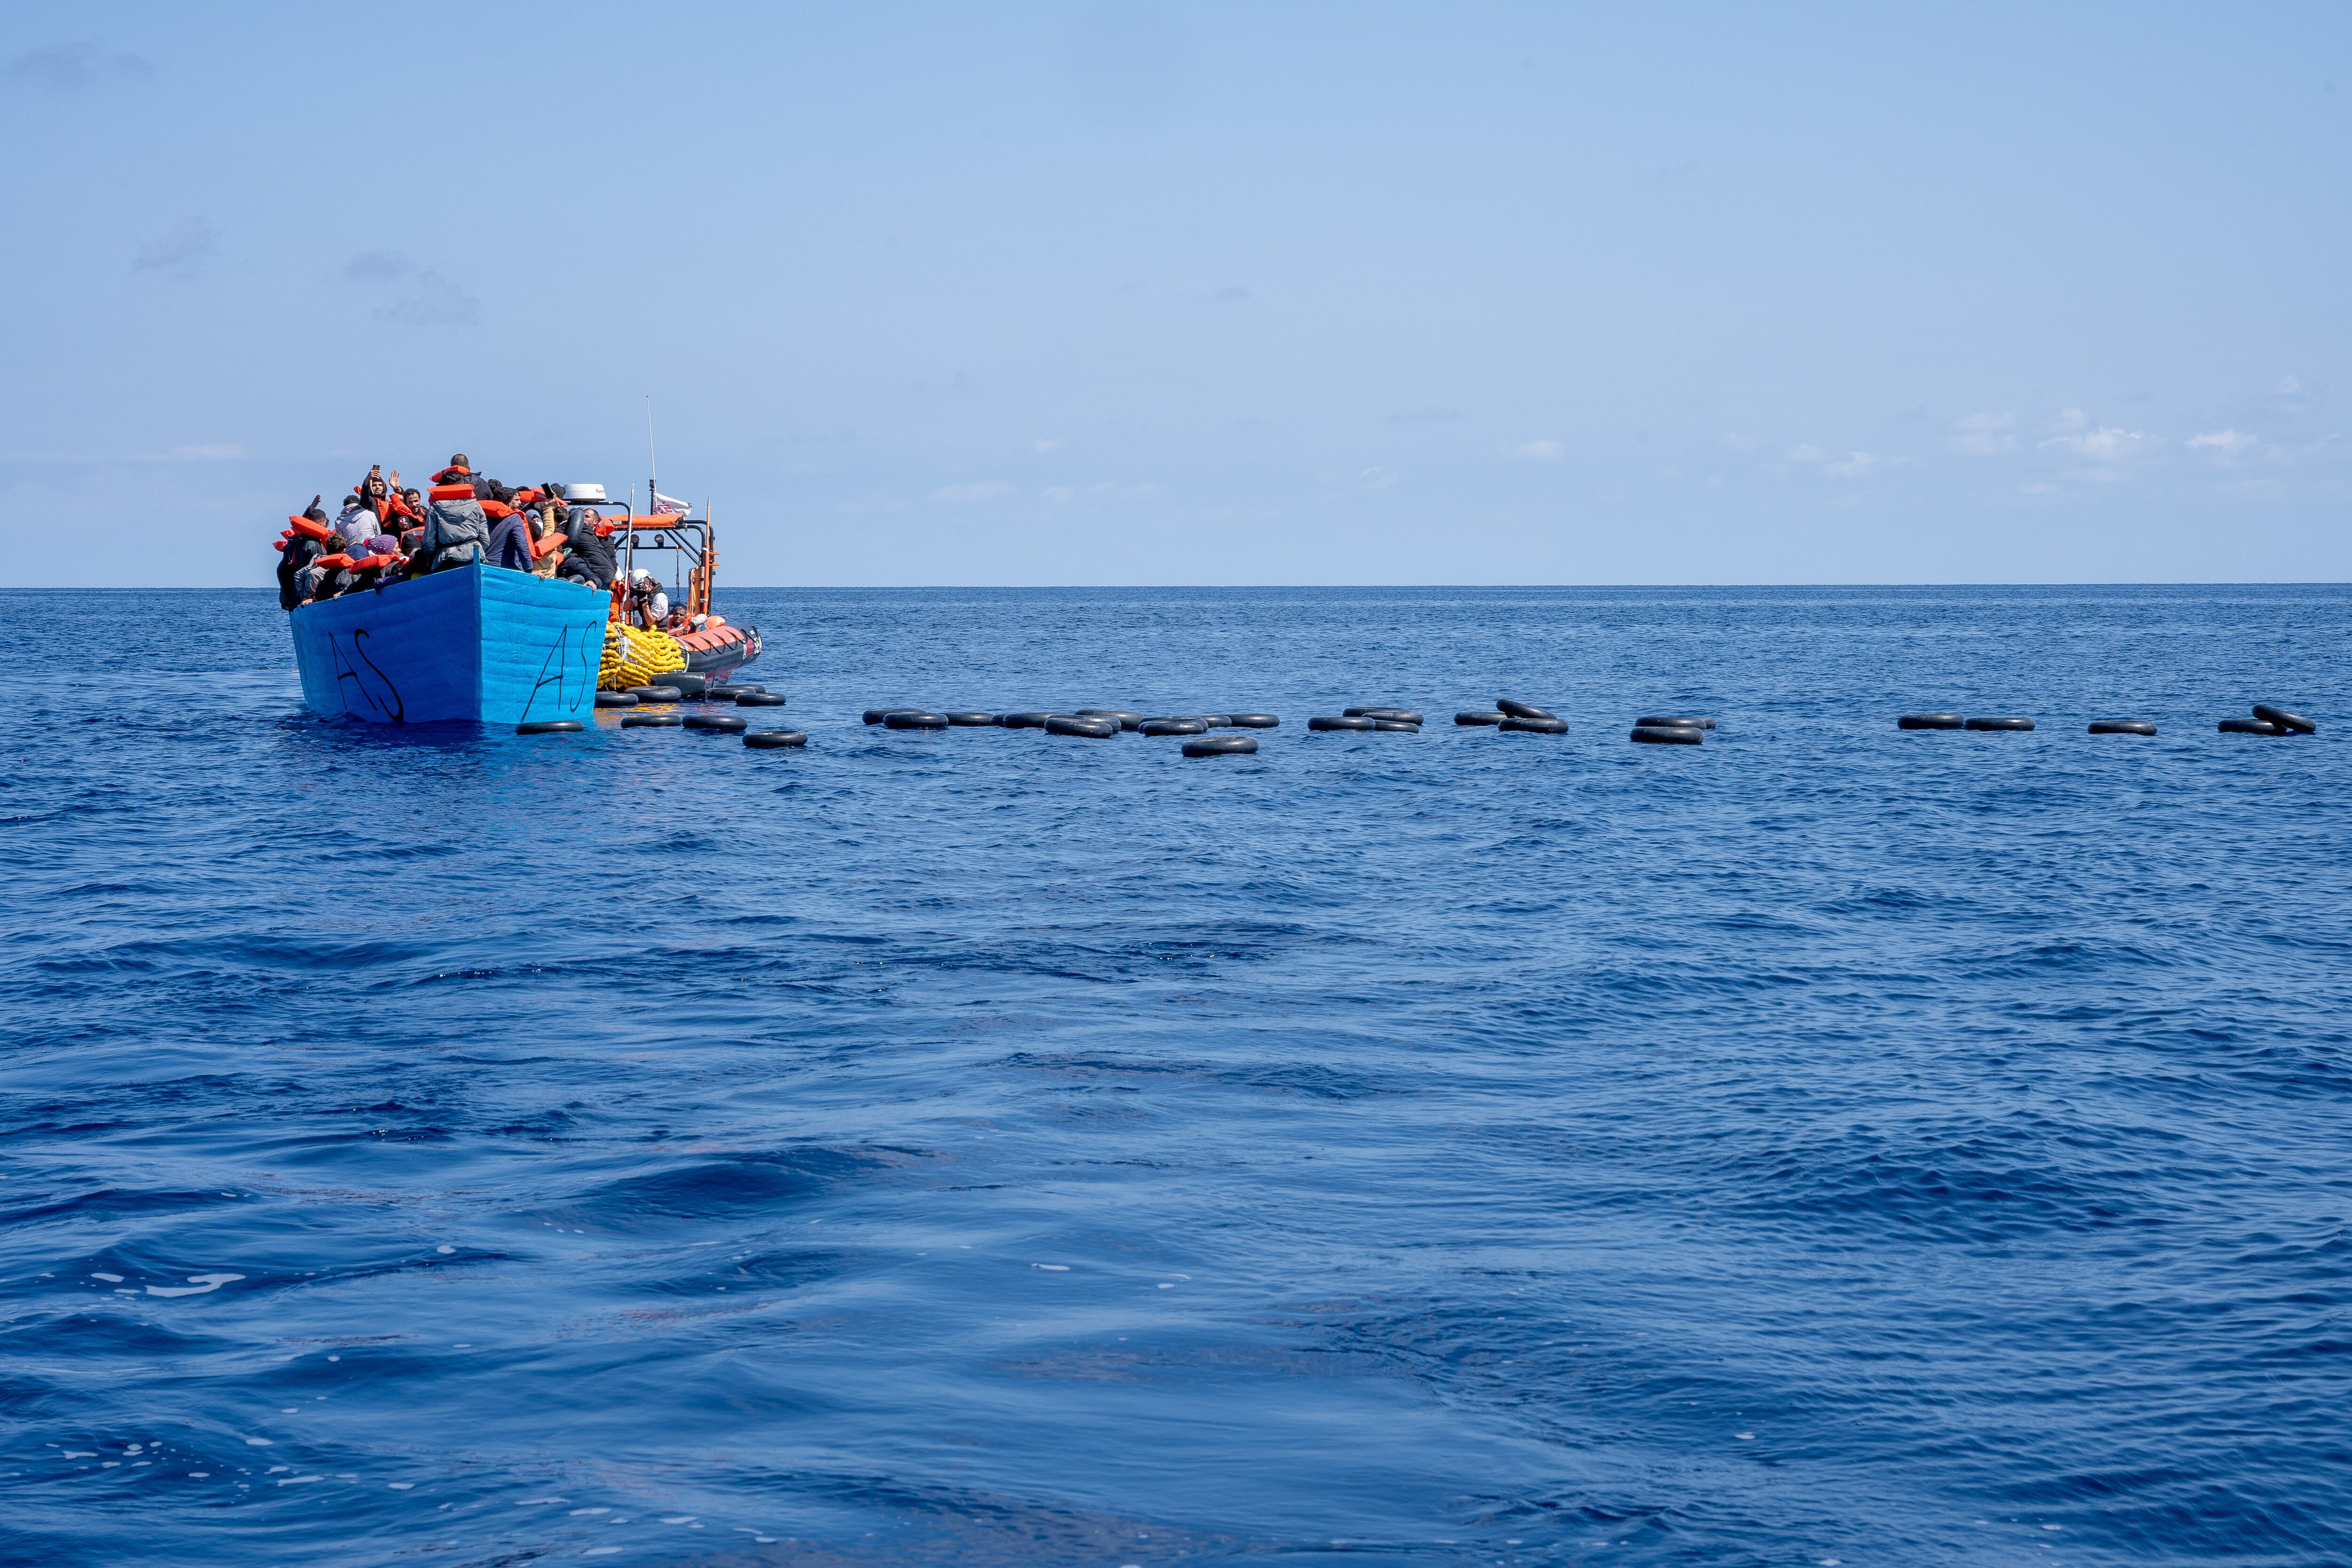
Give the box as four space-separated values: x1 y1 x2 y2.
2 585 2346 1568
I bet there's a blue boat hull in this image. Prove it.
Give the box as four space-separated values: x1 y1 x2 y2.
289 565 611 725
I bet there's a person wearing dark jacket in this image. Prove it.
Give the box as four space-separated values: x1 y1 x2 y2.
485 508 533 572
558 509 619 589
277 495 331 608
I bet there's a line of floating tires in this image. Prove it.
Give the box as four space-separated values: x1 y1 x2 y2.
588 694 2319 751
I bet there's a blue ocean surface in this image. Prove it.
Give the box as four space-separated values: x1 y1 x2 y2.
2 583 2347 1568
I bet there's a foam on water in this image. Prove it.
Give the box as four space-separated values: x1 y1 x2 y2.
1 585 2348 1567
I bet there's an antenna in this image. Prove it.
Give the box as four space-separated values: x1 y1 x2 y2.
646 396 658 516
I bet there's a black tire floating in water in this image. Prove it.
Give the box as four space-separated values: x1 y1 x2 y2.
998 711 1055 728
659 672 709 697
1140 719 1208 736
594 691 638 708
685 713 747 732
2220 717 2285 734
1630 724 1701 745
1634 715 1715 730
1370 720 1420 732
1192 715 1233 728
1455 710 1506 726
1964 716 2035 731
945 711 995 726
1046 716 1118 738
622 713 684 728
1898 713 1965 730
707 684 762 698
2252 704 2317 733
1496 699 1556 721
2089 719 2158 735
1075 710 1144 730
516 719 584 734
629 686 681 702
1499 716 1568 734
1184 734 1258 757
744 730 808 748
862 708 915 724
1309 715 1376 731
736 692 789 707
1225 714 1280 728
884 711 948 729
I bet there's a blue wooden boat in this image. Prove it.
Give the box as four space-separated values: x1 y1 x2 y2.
289 565 612 726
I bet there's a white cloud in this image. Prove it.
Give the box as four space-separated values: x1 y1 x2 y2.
134 218 215 276
1357 466 1396 490
1515 438 1563 461
2042 425 2148 463
336 250 409 284
334 250 479 326
932 480 1013 503
1786 444 1827 464
1950 412 2016 456
8 43 149 89
1823 451 1899 479
2189 429 2257 460
1032 438 1062 454
1042 486 1074 503
377 271 477 327
2053 407 2090 432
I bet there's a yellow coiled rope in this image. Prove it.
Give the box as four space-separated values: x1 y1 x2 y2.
600 621 687 691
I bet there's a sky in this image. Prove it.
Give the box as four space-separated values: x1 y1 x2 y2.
2 1 2347 586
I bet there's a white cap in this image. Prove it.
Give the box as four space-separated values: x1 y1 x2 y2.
562 483 608 503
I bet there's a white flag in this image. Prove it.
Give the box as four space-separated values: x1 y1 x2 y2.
651 492 691 516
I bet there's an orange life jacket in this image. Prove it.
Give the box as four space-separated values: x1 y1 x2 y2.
429 484 476 502
480 498 516 520
290 514 333 541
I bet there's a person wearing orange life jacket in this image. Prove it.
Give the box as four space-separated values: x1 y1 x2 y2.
277 495 329 609
483 491 534 573
521 484 567 578
420 456 489 571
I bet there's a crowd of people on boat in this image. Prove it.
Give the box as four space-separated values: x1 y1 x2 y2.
272 454 703 634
